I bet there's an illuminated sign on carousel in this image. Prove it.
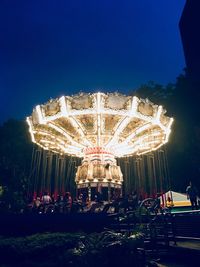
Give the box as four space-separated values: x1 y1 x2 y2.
27 92 173 195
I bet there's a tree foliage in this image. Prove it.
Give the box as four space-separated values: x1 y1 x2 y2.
0 119 32 212
133 70 200 193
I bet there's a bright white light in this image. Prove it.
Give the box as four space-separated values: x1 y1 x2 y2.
60 96 68 117
26 117 35 143
36 105 45 124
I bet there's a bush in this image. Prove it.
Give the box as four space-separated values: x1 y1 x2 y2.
0 231 145 267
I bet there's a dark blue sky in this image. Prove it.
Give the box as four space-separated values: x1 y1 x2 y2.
0 0 185 124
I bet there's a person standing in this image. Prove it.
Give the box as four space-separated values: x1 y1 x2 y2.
41 192 51 205
186 181 198 210
63 192 72 213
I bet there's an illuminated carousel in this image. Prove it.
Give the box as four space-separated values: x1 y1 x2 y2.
27 92 173 200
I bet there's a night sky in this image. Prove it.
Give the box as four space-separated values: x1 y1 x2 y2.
0 0 185 124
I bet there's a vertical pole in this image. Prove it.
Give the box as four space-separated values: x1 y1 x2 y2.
88 184 91 202
108 182 111 202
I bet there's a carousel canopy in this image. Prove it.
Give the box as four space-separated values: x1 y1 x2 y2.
27 92 173 158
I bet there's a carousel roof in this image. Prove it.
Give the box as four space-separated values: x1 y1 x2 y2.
27 92 173 157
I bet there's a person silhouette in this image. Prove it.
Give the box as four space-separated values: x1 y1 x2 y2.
186 181 198 210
